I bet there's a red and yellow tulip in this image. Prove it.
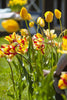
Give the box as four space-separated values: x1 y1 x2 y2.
32 33 45 54
58 73 67 89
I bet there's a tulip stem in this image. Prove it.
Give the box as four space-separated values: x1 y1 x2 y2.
25 20 35 64
25 20 31 37
5 59 15 92
37 24 39 33
59 31 64 38
21 54 33 71
6 59 17 99
48 22 50 34
48 22 53 67
59 19 62 33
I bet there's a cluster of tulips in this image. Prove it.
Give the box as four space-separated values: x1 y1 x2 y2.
0 32 28 61
1 6 67 99
8 0 27 12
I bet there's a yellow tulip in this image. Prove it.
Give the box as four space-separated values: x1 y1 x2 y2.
44 11 53 23
27 13 32 21
37 17 45 27
20 29 28 36
54 9 61 19
20 7 28 20
52 34 57 39
1 19 20 33
29 21 34 27
37 17 41 23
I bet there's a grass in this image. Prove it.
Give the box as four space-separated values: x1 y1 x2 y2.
0 37 12 99
0 36 15 100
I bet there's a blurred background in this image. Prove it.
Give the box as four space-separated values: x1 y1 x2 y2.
0 0 67 35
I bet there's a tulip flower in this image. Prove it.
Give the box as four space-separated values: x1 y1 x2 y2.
44 11 53 23
17 37 29 54
20 7 28 20
20 29 28 37
5 32 21 43
37 17 45 27
54 9 62 32
29 21 34 28
0 44 17 61
43 29 57 39
57 35 67 54
0 32 29 61
1 19 20 33
27 13 32 21
32 33 45 54
62 36 67 51
54 9 61 19
58 73 67 89
44 11 53 34
0 48 4 57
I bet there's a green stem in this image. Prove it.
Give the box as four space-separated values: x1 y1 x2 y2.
48 22 50 34
59 31 64 38
51 49 53 67
48 22 53 67
25 20 35 66
42 27 44 37
55 47 58 64
39 27 44 36
18 55 22 100
28 89 32 100
7 60 15 92
59 19 62 33
37 24 39 33
19 79 22 100
6 59 17 100
21 54 33 71
25 20 31 37
48 22 52 67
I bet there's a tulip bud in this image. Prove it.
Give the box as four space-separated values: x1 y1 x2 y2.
54 9 61 19
29 21 34 27
20 7 28 20
44 11 53 23
27 13 32 21
20 29 28 36
37 17 45 27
